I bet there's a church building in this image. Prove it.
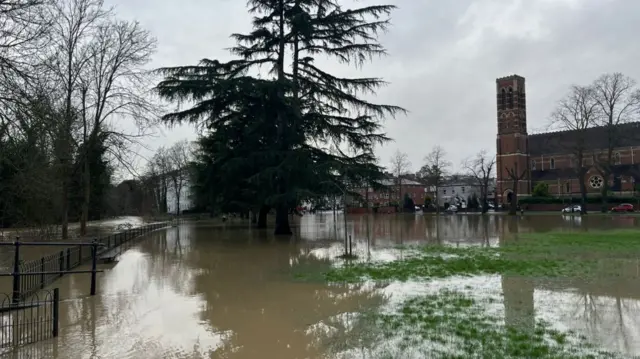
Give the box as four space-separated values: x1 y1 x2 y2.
495 75 640 205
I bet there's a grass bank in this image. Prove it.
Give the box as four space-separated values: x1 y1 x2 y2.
316 230 640 358
324 230 640 283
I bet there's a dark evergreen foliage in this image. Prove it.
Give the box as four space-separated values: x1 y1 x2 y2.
156 0 404 234
403 193 415 212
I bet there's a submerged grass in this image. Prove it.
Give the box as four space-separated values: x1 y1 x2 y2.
311 230 640 358
369 289 621 359
324 230 640 283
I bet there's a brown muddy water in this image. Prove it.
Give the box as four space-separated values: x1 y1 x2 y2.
2 213 640 358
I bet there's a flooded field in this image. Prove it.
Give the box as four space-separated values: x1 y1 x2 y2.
3 213 640 358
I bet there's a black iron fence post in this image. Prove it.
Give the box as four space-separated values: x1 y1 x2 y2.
90 240 98 296
12 238 21 303
66 248 71 270
40 257 45 289
52 288 59 337
58 250 64 277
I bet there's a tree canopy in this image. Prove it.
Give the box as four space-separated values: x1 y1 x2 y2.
155 0 404 234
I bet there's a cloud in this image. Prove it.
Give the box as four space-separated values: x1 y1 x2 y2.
108 0 640 175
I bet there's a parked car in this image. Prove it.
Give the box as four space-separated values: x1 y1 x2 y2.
446 205 458 213
561 205 581 213
611 203 634 212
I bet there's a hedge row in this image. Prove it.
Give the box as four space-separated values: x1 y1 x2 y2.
519 196 638 204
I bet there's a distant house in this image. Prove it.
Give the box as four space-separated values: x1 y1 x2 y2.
352 177 427 208
437 176 496 207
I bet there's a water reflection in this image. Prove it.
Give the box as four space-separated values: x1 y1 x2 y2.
502 276 535 331
49 225 231 358
3 214 640 358
300 213 640 248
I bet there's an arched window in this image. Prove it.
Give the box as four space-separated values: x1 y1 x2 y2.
531 159 536 170
506 88 513 109
614 152 621 165
550 158 556 169
500 89 506 110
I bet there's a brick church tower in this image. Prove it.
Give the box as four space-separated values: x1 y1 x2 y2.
496 75 530 205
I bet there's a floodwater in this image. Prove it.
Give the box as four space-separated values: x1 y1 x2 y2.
0 216 149 268
3 213 640 358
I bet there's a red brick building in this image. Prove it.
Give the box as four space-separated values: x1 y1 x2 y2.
352 178 427 208
496 75 640 205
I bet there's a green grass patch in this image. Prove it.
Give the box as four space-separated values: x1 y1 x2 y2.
514 230 640 255
324 230 640 283
369 289 620 358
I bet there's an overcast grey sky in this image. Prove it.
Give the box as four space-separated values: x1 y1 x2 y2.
109 0 640 175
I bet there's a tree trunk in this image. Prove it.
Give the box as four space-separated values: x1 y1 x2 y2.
257 205 271 228
481 187 489 214
60 140 70 239
398 181 402 213
80 89 90 237
274 205 291 235
257 205 269 228
61 176 69 239
80 157 90 236
161 185 168 213
176 191 181 216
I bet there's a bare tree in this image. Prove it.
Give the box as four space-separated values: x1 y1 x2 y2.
389 150 410 210
78 17 157 233
167 140 191 216
45 0 107 238
463 150 495 214
419 145 450 213
591 73 640 211
551 85 600 215
147 147 171 214
505 163 527 215
0 0 52 81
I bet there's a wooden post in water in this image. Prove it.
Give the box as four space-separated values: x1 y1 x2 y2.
343 195 348 256
12 238 21 303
